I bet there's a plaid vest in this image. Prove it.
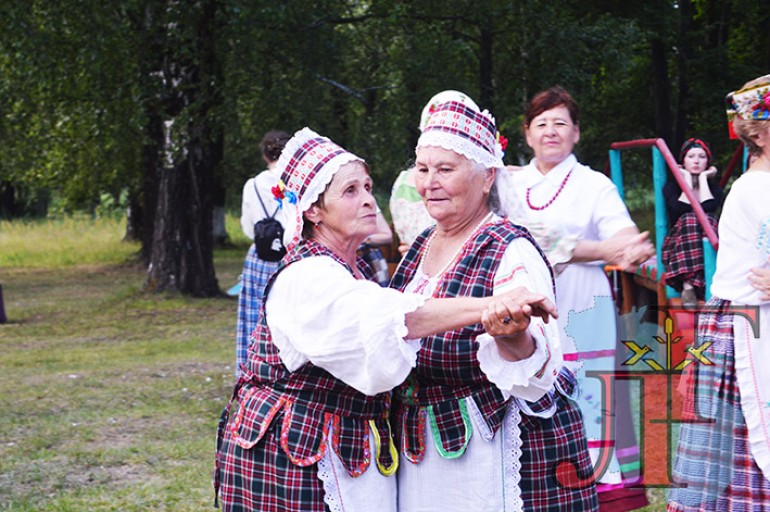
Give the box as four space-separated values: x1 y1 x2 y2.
228 239 395 477
390 218 555 462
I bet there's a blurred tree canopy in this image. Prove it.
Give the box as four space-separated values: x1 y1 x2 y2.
1 0 768 295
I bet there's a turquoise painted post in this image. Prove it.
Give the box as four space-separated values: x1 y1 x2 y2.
651 148 675 298
743 145 750 173
702 238 716 300
609 149 624 200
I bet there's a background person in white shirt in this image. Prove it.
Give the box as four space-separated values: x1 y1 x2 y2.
234 130 290 375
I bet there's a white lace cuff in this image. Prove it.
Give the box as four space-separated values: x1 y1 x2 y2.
476 322 554 401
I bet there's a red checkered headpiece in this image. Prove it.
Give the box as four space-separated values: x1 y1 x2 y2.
274 128 364 251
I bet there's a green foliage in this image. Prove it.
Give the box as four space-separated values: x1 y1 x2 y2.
2 0 769 216
0 0 144 207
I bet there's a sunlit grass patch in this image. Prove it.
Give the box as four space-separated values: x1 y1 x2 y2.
0 216 138 268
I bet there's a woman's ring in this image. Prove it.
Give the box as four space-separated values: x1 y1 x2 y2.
502 316 512 325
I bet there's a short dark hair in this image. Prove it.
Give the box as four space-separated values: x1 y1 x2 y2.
523 86 580 128
260 130 291 163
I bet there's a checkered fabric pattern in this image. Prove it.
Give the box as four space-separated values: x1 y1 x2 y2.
235 244 279 376
662 212 719 295
668 298 770 511
274 128 364 252
422 100 498 155
215 240 390 511
417 99 507 172
391 220 552 441
519 368 599 511
391 219 595 509
281 136 346 197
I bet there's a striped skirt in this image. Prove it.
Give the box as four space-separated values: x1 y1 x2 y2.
668 298 770 511
236 245 279 375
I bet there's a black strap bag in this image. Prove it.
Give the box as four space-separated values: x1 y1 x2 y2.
252 182 287 262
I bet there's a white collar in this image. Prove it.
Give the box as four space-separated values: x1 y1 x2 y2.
526 154 577 186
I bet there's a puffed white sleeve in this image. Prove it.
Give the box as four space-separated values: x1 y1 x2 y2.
476 237 563 401
265 256 426 396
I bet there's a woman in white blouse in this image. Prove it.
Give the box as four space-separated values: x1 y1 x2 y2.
668 73 770 511
215 127 554 512
390 94 597 511
507 86 654 510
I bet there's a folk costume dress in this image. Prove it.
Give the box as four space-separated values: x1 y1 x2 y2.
509 154 648 510
216 239 426 512
391 214 598 511
235 168 283 375
668 170 770 511
661 179 723 297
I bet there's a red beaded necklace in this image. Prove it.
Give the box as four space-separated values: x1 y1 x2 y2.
526 168 573 211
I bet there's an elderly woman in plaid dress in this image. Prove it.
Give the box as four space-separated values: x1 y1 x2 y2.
390 94 598 511
667 75 770 511
214 128 556 511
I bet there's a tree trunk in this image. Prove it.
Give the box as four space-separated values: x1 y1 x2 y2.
0 182 16 219
145 162 184 293
673 0 693 150
143 0 222 297
478 19 494 111
127 111 163 255
651 38 672 147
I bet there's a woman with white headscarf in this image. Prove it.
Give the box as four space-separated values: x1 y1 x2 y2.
391 93 598 511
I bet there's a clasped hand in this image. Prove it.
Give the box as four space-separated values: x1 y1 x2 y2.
605 231 655 271
482 287 557 337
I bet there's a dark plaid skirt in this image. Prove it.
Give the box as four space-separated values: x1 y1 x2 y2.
519 368 600 511
662 213 718 295
668 298 770 511
218 410 328 511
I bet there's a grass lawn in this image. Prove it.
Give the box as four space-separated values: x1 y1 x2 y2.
0 216 668 511
0 217 244 511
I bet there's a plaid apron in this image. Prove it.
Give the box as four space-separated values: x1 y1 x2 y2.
215 240 395 511
668 298 770 511
662 212 719 295
391 219 598 510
